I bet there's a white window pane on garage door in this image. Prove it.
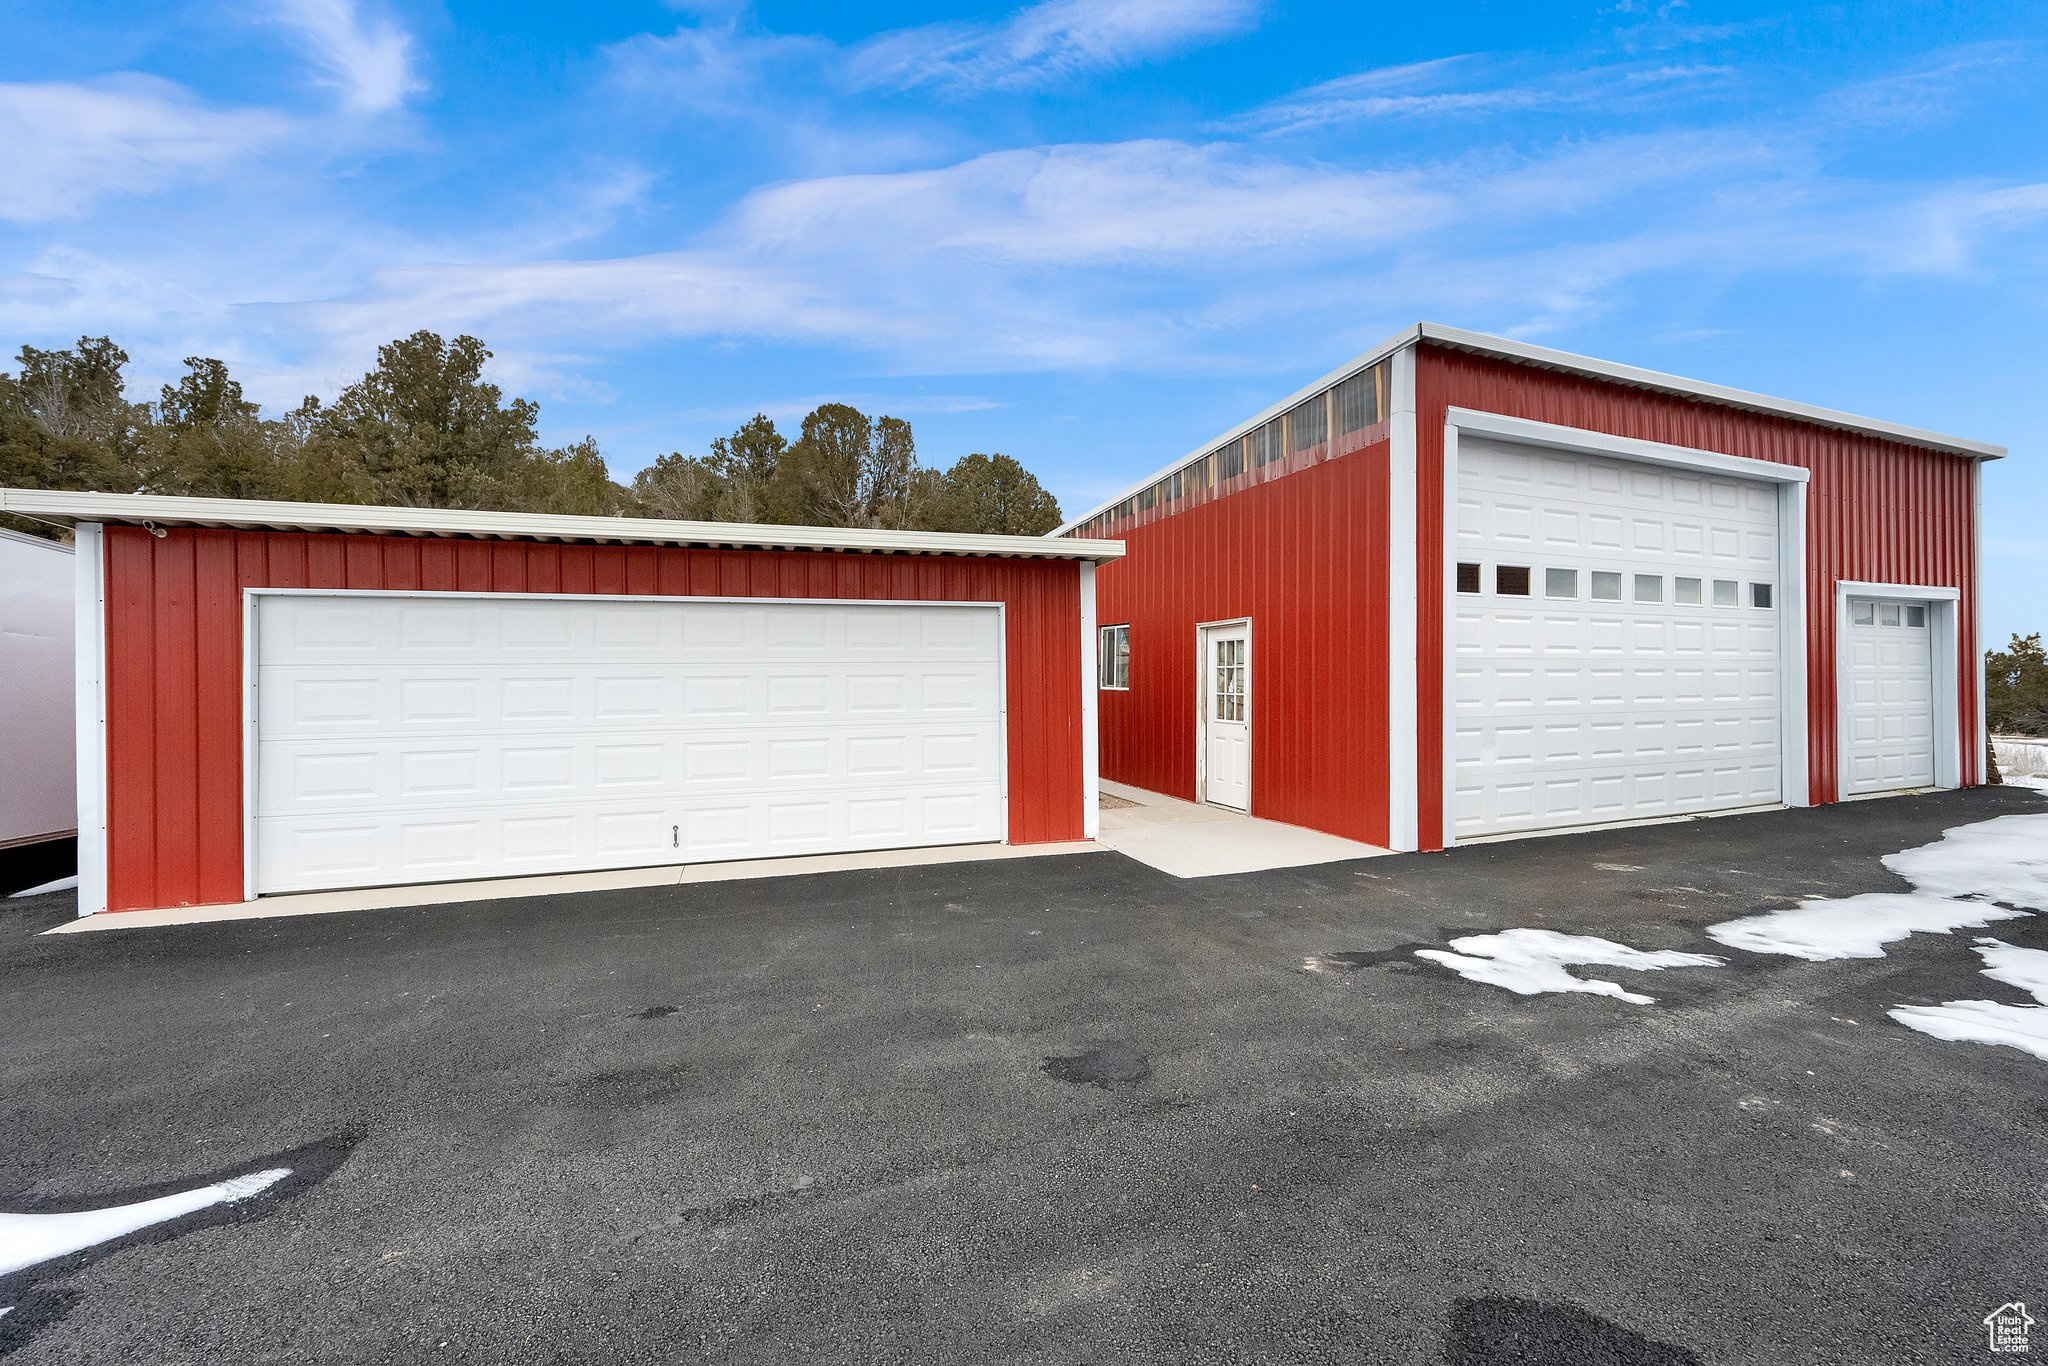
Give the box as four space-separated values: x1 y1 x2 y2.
254 595 1005 894
1842 597 1935 796
1452 438 1782 840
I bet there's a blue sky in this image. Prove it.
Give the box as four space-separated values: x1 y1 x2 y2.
3 0 2043 644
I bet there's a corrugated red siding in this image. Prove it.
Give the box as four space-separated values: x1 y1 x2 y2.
100 528 1087 912
1093 443 1392 847
1415 344 1982 848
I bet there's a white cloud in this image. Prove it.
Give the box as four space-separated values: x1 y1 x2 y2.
1231 57 1551 135
0 76 289 223
608 0 1264 118
230 138 1455 387
724 140 1449 265
1820 41 2030 129
0 4 427 228
848 0 1263 93
605 21 829 117
8 25 2044 441
1883 182 2048 275
266 0 421 114
1229 51 1747 137
56 110 2030 408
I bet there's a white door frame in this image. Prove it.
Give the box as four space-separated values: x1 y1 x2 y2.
1438 408 1813 850
1194 617 1252 812
1834 580 1962 797
241 588 1011 901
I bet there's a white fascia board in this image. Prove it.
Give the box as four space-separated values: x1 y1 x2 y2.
1050 327 1425 535
0 488 1125 563
1419 324 2006 461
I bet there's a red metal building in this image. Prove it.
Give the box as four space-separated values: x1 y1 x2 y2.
1062 324 2001 854
0 490 1121 916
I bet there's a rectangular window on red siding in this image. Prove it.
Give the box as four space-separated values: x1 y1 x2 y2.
1288 394 1327 451
1335 366 1383 432
1098 624 1130 689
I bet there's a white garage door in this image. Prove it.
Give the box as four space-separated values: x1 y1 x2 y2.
253 594 1005 894
1842 597 1936 796
1452 437 1784 840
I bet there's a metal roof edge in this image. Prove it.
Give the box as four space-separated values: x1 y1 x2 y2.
1415 323 2007 461
1050 324 1422 536
0 524 75 552
0 489 1126 562
1049 323 2005 538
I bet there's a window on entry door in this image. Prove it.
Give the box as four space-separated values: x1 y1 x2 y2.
1213 638 1245 721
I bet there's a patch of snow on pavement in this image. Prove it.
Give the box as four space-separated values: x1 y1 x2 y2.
1706 813 2048 961
1415 929 1724 1005
1883 813 2048 910
1890 939 2048 1061
1706 892 2029 962
7 875 77 899
0 1167 289 1278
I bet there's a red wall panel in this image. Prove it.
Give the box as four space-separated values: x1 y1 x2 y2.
100 530 1086 911
1092 443 1392 847
1414 344 1983 848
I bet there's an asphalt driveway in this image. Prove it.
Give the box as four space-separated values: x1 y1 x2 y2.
4 785 2045 1364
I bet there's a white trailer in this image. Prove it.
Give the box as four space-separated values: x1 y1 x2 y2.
1 527 76 857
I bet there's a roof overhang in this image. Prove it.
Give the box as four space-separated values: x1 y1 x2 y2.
0 488 1126 562
1416 323 2006 461
1051 322 2005 536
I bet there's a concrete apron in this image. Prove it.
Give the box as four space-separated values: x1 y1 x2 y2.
1094 781 1391 878
46 839 1105 933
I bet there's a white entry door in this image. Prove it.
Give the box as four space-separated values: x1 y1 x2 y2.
1200 622 1250 811
1842 596 1936 795
252 593 1006 895
1451 436 1785 840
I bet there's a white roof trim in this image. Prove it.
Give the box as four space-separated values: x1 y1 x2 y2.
1419 324 2005 460
0 488 1125 562
0 524 74 552
1051 325 1422 536
1051 322 2005 536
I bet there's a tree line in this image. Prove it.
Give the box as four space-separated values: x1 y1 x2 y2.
1988 633 2048 738
0 330 1064 538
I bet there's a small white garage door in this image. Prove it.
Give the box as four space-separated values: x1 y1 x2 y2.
1452 437 1784 840
253 594 1005 894
1842 596 1936 796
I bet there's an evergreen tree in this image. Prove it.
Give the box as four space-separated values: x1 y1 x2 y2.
924 452 1063 536
1987 633 2048 736
0 332 1069 542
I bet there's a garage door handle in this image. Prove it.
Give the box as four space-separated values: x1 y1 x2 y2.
672 825 679 849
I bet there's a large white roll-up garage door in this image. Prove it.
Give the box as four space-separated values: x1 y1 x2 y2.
253 594 1005 894
1451 437 1784 840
